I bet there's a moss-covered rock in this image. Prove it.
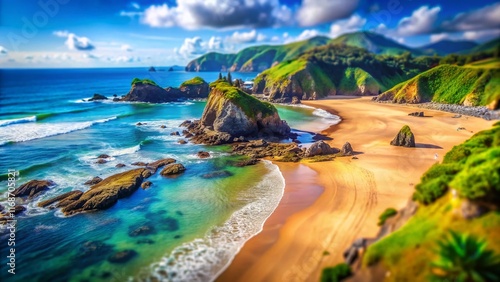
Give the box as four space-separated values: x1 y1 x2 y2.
200 81 290 138
390 125 416 147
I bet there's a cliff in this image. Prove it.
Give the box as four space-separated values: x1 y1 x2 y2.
253 44 435 102
375 64 500 109
184 81 290 144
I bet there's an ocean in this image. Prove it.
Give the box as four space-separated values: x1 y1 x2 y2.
0 68 340 281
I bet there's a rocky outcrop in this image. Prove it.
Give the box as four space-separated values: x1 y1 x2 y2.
88 94 108 101
121 83 179 103
84 176 103 185
408 111 424 117
231 139 304 162
188 82 290 144
13 180 55 199
197 151 210 158
305 141 339 157
43 168 152 215
38 191 83 208
178 77 210 99
160 164 186 176
146 158 176 173
390 125 416 147
341 142 354 156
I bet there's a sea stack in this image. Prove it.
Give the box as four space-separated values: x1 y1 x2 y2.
185 81 291 144
390 125 416 147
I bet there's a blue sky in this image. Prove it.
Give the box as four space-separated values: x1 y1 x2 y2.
0 0 498 68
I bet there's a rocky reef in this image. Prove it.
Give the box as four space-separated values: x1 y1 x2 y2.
182 81 291 145
119 77 210 103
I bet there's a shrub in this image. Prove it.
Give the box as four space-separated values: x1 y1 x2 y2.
451 148 500 203
432 231 500 281
378 208 398 226
321 263 352 282
413 176 450 205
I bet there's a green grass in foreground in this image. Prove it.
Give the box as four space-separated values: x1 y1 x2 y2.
321 263 352 282
363 122 500 281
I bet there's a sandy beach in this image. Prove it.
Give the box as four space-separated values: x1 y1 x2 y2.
218 96 496 282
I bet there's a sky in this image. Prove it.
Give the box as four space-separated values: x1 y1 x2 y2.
0 0 499 68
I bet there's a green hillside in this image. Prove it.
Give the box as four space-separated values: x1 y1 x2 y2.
418 40 478 56
375 64 500 109
361 122 500 281
329 31 419 55
253 44 437 102
465 38 500 54
185 36 330 72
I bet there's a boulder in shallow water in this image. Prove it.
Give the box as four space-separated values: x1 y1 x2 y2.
96 159 107 164
84 176 103 185
146 158 176 173
160 164 186 176
38 190 83 208
141 181 152 189
131 161 147 166
13 205 26 215
116 163 126 168
108 250 138 264
88 93 108 101
390 125 416 147
13 180 55 199
61 168 152 215
202 170 233 179
197 151 210 158
129 224 156 237
97 154 110 159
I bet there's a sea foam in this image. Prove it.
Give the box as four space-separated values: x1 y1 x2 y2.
142 161 285 282
0 115 37 127
0 117 116 145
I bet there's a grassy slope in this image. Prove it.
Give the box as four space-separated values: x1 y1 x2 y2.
188 36 330 71
378 64 500 106
209 81 277 118
363 123 500 281
180 76 206 87
464 38 500 54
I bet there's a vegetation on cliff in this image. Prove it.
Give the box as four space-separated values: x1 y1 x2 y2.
186 36 330 72
254 44 438 101
131 78 159 87
209 81 277 118
180 76 207 87
376 64 500 109
362 122 500 281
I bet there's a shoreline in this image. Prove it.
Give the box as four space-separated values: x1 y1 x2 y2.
218 96 496 281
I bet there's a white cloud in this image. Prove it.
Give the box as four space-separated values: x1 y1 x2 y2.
330 14 367 38
176 36 226 58
0 46 8 55
442 3 500 32
297 0 360 26
65 33 95 51
121 44 133 52
463 29 500 41
206 36 224 50
430 33 450 43
228 30 267 43
295 29 320 41
397 6 441 36
53 30 69 37
113 56 141 63
140 0 292 30
120 11 143 18
177 37 206 58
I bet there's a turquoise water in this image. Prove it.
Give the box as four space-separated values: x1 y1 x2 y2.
0 68 338 281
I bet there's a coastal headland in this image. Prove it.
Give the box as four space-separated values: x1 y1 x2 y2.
218 96 496 282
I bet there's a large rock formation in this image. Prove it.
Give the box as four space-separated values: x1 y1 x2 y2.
13 180 55 199
120 78 210 103
121 79 178 103
200 81 290 139
390 125 416 147
305 141 339 157
178 77 210 99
